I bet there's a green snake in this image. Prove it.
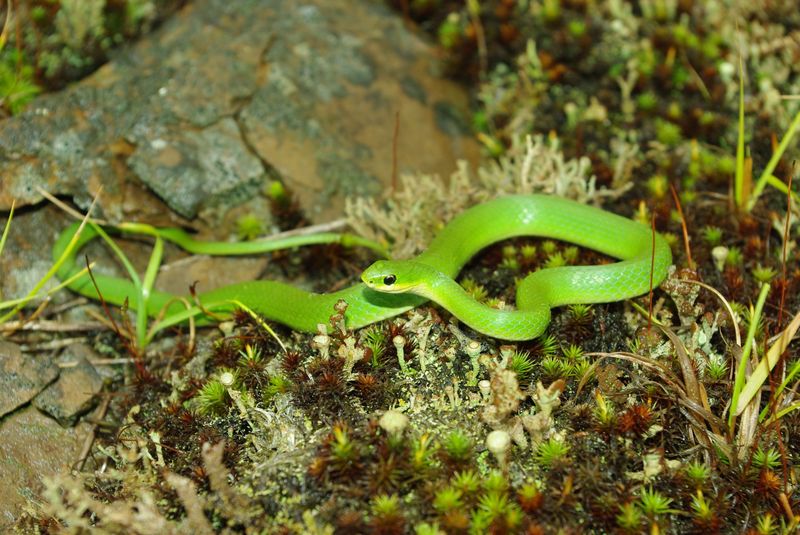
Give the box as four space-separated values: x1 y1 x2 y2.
54 195 672 341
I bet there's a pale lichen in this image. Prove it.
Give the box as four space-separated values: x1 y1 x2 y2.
346 135 627 260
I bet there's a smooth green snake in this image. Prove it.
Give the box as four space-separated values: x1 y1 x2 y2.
54 195 672 340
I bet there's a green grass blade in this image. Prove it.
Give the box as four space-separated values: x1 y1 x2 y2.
759 358 800 422
148 298 286 352
142 235 163 300
729 283 770 429
735 309 800 417
769 401 800 423
0 200 97 323
228 298 287 353
90 222 142 289
763 174 800 204
149 301 235 337
0 200 14 260
137 234 164 347
748 107 800 210
0 263 96 311
734 55 746 210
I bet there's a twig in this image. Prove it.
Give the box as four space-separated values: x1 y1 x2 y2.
0 319 108 333
75 394 112 472
670 183 694 269
777 167 794 330
59 358 134 368
36 187 109 226
4 296 51 336
85 255 126 343
42 297 90 316
20 336 88 351
262 219 348 239
648 214 656 332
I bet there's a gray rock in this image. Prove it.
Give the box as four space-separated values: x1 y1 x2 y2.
0 406 92 529
34 344 104 427
0 206 72 303
129 118 265 218
0 342 59 419
0 0 479 222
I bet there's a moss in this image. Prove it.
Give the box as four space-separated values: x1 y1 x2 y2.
655 118 683 146
12 0 183 91
0 49 42 115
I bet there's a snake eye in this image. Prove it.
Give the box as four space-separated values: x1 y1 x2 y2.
383 274 396 286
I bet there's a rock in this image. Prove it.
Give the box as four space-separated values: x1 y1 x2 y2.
0 342 59 419
0 406 92 529
129 118 265 219
156 255 270 297
34 345 104 427
0 206 72 302
0 0 480 223
236 0 481 219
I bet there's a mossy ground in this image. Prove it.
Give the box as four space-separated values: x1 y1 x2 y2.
9 0 800 533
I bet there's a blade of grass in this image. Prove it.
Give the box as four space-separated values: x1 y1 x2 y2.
146 296 195 349
229 299 287 353
748 107 800 210
764 175 800 204
0 263 96 311
90 222 166 349
147 298 286 353
734 54 746 209
735 309 800 417
729 283 770 429
150 304 220 332
141 233 163 300
777 171 793 330
0 195 99 323
89 222 142 289
0 0 11 52
760 358 800 423
628 300 665 327
670 183 694 269
0 200 14 259
768 400 800 423
137 233 163 348
85 223 146 349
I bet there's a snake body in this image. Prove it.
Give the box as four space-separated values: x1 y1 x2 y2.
54 195 672 340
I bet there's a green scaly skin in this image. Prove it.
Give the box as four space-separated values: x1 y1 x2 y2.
54 195 672 340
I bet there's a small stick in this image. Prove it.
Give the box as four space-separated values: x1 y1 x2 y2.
778 491 796 523
777 165 794 330
75 393 111 472
85 255 125 341
648 214 656 332
670 183 695 270
58 358 134 368
84 256 145 378
0 319 107 333
4 296 51 336
20 337 87 351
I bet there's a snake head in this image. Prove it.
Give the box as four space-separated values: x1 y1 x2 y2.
362 260 420 294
